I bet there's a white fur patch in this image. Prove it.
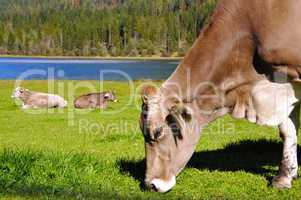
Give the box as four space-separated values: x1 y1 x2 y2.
11 87 22 98
252 80 298 126
147 95 162 116
279 118 296 138
150 176 176 193
47 94 67 108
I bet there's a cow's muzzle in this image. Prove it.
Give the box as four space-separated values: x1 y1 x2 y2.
145 176 176 193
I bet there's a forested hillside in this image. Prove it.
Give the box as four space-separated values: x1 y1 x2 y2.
0 0 217 57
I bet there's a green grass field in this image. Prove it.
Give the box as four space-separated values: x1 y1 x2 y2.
0 80 301 200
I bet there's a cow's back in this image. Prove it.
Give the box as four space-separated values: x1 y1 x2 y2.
74 93 104 108
248 0 301 66
26 92 49 107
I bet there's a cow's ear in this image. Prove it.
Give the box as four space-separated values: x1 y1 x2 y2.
140 85 157 104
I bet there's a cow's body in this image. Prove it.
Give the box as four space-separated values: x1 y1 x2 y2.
140 0 301 193
12 87 67 109
74 91 117 109
164 0 301 109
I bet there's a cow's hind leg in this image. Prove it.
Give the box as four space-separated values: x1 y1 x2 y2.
272 105 299 188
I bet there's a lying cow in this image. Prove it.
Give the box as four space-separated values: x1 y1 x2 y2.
11 87 67 109
140 0 301 193
74 90 117 109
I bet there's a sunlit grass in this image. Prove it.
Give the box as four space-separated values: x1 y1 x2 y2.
0 80 300 199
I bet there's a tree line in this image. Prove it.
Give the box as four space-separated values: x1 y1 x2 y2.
0 0 217 57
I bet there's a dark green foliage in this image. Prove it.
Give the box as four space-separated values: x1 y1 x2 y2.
0 0 217 57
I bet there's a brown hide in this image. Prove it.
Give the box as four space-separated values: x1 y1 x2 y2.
161 0 301 112
74 91 117 109
141 0 301 193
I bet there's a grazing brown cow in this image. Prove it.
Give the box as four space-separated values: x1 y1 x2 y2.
140 0 301 192
74 90 117 109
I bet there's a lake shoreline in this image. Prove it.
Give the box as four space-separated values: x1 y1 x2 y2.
0 57 178 80
0 54 183 61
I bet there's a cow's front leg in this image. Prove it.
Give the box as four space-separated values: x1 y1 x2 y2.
22 103 32 109
272 111 299 189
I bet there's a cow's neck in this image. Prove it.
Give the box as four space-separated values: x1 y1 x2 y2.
160 3 260 111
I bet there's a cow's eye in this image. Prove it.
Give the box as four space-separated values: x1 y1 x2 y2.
166 114 182 137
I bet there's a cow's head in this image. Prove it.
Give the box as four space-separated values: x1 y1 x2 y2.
104 90 118 102
140 85 201 193
11 87 29 99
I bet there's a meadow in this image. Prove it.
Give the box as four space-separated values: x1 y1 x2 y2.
0 80 301 200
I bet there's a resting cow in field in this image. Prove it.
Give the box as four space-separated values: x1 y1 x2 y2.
74 90 117 109
12 87 67 109
140 0 301 193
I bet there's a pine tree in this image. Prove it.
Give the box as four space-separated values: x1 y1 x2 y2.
0 0 217 56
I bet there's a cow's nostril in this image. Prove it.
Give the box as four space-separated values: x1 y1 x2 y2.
150 183 158 192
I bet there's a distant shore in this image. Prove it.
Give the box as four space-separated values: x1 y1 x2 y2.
0 54 183 61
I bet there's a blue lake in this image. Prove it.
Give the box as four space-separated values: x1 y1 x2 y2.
0 57 179 80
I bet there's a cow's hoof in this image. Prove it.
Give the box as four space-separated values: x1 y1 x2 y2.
272 176 292 189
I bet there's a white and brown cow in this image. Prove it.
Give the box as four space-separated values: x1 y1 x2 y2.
140 0 301 192
12 87 67 109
